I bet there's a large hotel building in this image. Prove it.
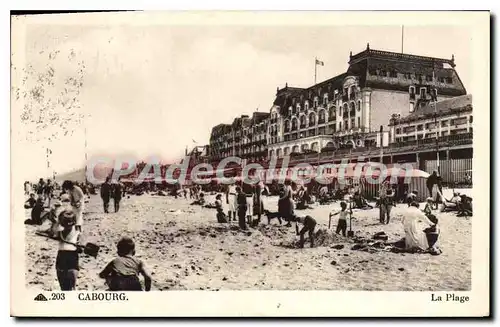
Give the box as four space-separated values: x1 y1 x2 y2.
208 45 472 181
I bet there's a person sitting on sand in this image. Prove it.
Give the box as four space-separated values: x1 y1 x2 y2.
214 194 228 223
292 215 317 248
24 193 37 209
56 210 81 291
352 191 372 210
402 202 435 252
423 197 434 217
457 194 473 217
423 215 442 255
406 190 418 206
190 192 206 206
99 236 152 291
329 201 351 237
441 192 462 212
24 196 45 225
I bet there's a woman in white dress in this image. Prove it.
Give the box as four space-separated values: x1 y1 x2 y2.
402 202 435 251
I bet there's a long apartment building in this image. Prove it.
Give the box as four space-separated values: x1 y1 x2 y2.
209 45 470 163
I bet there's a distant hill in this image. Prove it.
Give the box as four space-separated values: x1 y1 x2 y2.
55 168 86 183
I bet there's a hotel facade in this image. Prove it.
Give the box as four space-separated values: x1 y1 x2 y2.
208 45 472 178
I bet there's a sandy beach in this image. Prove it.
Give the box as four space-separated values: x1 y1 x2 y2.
24 190 471 291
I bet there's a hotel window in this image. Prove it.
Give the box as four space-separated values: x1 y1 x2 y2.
339 122 342 130
357 117 360 128
332 124 336 133
420 88 427 98
351 118 355 128
469 116 473 123
409 86 416 100
344 120 349 130
314 97 319 107
396 128 401 134
441 120 448 127
323 94 328 106
417 124 423 131
357 100 361 111
297 103 301 111
305 101 309 111
417 134 424 140
446 77 453 84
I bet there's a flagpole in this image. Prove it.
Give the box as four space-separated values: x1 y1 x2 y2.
314 57 317 85
401 25 404 53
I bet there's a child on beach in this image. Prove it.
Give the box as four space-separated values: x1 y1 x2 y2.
56 210 81 291
293 215 317 248
214 194 228 223
99 237 152 291
329 201 351 237
423 215 442 255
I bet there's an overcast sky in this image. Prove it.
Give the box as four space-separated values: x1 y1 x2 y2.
11 13 473 180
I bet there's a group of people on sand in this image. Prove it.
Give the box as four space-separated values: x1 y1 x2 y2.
25 178 153 292
99 177 125 213
55 209 151 291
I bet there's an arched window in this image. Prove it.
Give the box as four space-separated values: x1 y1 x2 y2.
313 96 319 107
305 100 309 111
329 106 336 119
284 147 290 155
301 144 309 152
288 106 292 115
276 148 282 158
269 149 275 158
291 118 298 131
292 145 300 153
300 115 306 128
297 103 301 112
309 112 316 126
357 100 361 111
323 93 329 106
311 142 319 152
318 109 326 123
339 121 342 130
326 141 334 148
284 120 290 133
350 102 355 111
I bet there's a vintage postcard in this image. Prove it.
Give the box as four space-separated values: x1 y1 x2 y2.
10 11 490 317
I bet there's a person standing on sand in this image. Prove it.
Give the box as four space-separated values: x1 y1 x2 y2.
56 210 80 291
236 186 248 230
278 180 294 227
62 180 85 232
100 177 112 213
113 179 124 213
226 184 237 222
378 180 394 224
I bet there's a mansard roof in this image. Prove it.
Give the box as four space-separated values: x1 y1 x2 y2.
271 47 467 115
392 94 472 124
